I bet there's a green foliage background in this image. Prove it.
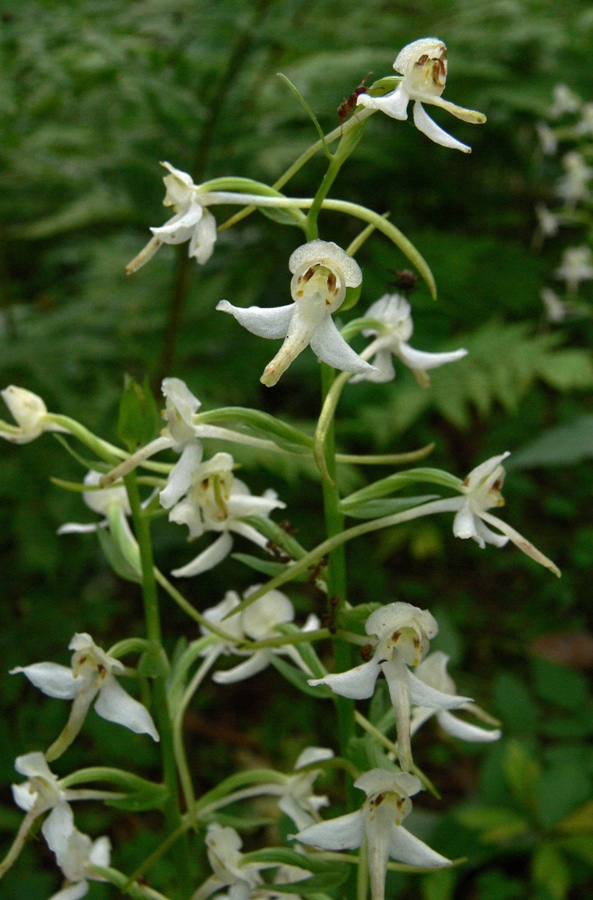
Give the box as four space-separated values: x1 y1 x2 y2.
1 1 593 898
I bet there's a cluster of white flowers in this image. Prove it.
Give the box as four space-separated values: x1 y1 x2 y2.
535 85 593 321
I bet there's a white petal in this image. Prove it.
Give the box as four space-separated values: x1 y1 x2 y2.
436 710 501 742
389 824 451 868
10 663 79 700
12 781 36 811
295 747 334 769
351 348 396 384
88 835 111 868
216 300 294 339
160 441 203 510
213 652 270 684
42 803 75 858
229 519 275 549
48 881 90 900
413 102 471 153
308 659 380 700
288 240 362 288
452 505 482 544
172 531 233 577
151 203 203 244
15 751 56 781
242 589 294 639
261 304 325 386
357 84 410 120
310 315 377 375
474 516 509 549
57 522 103 534
408 671 471 709
397 343 467 371
189 209 217 265
93 676 159 741
295 810 364 851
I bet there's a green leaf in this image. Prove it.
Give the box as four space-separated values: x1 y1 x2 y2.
535 763 592 830
117 375 160 451
530 658 589 710
341 494 440 519
558 834 593 864
268 653 331 698
502 740 542 811
531 842 571 900
455 805 530 843
258 204 306 227
509 416 593 468
339 603 382 636
231 552 294 578
556 798 593 835
137 643 170 679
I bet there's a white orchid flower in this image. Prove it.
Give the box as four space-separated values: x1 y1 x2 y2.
0 386 68 444
191 823 271 900
276 746 334 830
549 83 582 118
57 470 133 535
440 453 559 576
356 38 486 153
217 240 376 386
202 587 319 684
169 452 285 577
410 651 501 743
45 802 110 900
555 245 593 294
351 293 467 386
126 162 217 273
11 632 159 759
295 769 451 900
1 753 118 880
309 603 469 771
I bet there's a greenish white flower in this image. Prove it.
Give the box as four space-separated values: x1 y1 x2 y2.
411 651 501 743
11 633 159 756
351 293 467 385
309 602 469 771
356 38 486 153
44 802 110 900
169 452 285 577
217 240 375 386
295 769 451 900
126 162 217 273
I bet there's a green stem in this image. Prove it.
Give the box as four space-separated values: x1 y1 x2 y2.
319 364 355 765
124 473 192 897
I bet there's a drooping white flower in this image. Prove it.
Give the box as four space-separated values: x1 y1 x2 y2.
11 633 159 759
535 204 560 240
351 293 467 386
202 587 319 684
169 452 285 577
410 651 501 743
536 121 557 155
0 386 68 444
445 453 560 576
217 240 376 386
555 245 593 294
126 162 217 274
309 603 470 771
295 769 451 900
44 802 110 900
191 823 271 900
356 38 486 153
276 746 334 830
3 753 117 880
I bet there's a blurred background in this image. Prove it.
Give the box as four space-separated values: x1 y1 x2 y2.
1 1 593 897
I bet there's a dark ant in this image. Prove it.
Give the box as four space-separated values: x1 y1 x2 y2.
321 594 339 634
338 73 373 123
308 555 328 585
265 540 293 564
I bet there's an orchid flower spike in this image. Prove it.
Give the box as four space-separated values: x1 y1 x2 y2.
295 769 451 900
201 586 320 684
217 240 376 386
11 632 159 760
357 38 486 153
168 451 285 577
0 386 68 444
126 162 217 273
309 602 470 771
411 651 501 743
351 293 467 386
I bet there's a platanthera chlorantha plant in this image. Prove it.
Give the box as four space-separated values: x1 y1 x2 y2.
1 37 559 900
